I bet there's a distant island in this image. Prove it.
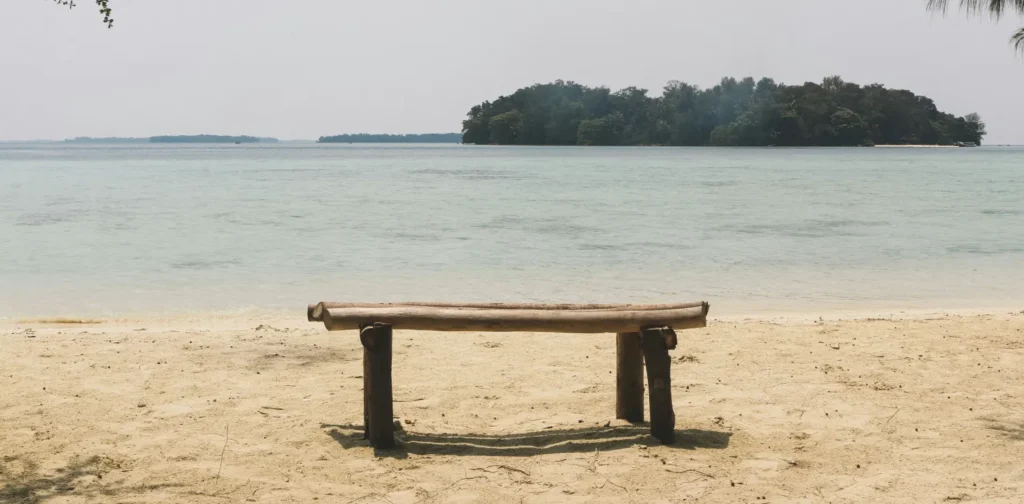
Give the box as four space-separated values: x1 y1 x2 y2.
64 135 278 144
64 137 149 143
461 76 986 147
317 133 461 143
150 135 278 143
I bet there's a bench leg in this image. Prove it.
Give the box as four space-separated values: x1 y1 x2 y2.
641 327 675 444
362 333 371 440
616 332 645 423
360 323 395 449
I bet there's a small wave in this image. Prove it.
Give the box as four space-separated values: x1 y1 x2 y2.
170 259 242 270
946 244 1024 256
102 221 136 231
817 219 889 228
411 168 525 180
535 223 597 237
475 215 527 230
476 216 599 238
261 167 355 175
980 209 1023 216
43 196 83 208
578 243 626 251
390 232 441 242
224 217 286 228
700 180 741 188
16 212 76 226
626 241 682 250
725 219 887 238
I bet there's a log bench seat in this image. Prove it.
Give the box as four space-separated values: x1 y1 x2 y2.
307 301 710 449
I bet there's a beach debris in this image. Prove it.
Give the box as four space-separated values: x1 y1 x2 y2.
216 425 229 480
830 343 841 350
471 464 530 477
665 468 715 478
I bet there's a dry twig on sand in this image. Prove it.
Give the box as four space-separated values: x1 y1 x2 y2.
216 425 229 481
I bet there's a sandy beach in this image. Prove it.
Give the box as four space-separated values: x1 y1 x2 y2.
2 310 1023 503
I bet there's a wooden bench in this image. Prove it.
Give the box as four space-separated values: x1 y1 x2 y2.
307 301 710 449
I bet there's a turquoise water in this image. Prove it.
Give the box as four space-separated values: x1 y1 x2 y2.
2 143 1022 317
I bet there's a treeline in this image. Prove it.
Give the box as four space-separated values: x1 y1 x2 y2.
64 137 148 143
64 135 278 144
149 135 277 143
317 133 461 143
461 77 986 146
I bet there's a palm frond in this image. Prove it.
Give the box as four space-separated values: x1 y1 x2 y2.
928 1 1024 53
1013 27 1024 52
927 0 1024 17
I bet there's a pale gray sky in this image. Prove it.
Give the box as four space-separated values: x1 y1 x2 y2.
2 0 1022 143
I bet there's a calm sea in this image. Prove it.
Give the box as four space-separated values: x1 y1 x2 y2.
2 143 1022 318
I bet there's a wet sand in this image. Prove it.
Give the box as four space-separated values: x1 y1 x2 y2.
2 310 1023 503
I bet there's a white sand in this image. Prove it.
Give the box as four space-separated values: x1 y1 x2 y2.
2 310 1023 503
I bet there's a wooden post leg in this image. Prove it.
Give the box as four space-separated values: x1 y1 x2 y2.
616 332 645 423
360 323 395 449
360 326 372 440
641 327 676 444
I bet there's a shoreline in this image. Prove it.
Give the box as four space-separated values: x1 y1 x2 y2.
4 303 1023 327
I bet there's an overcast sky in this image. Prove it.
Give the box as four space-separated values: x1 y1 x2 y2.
2 0 1023 143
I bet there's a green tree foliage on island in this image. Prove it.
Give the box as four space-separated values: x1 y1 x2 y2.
927 0 1024 52
51 0 113 27
462 77 987 146
317 133 461 143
